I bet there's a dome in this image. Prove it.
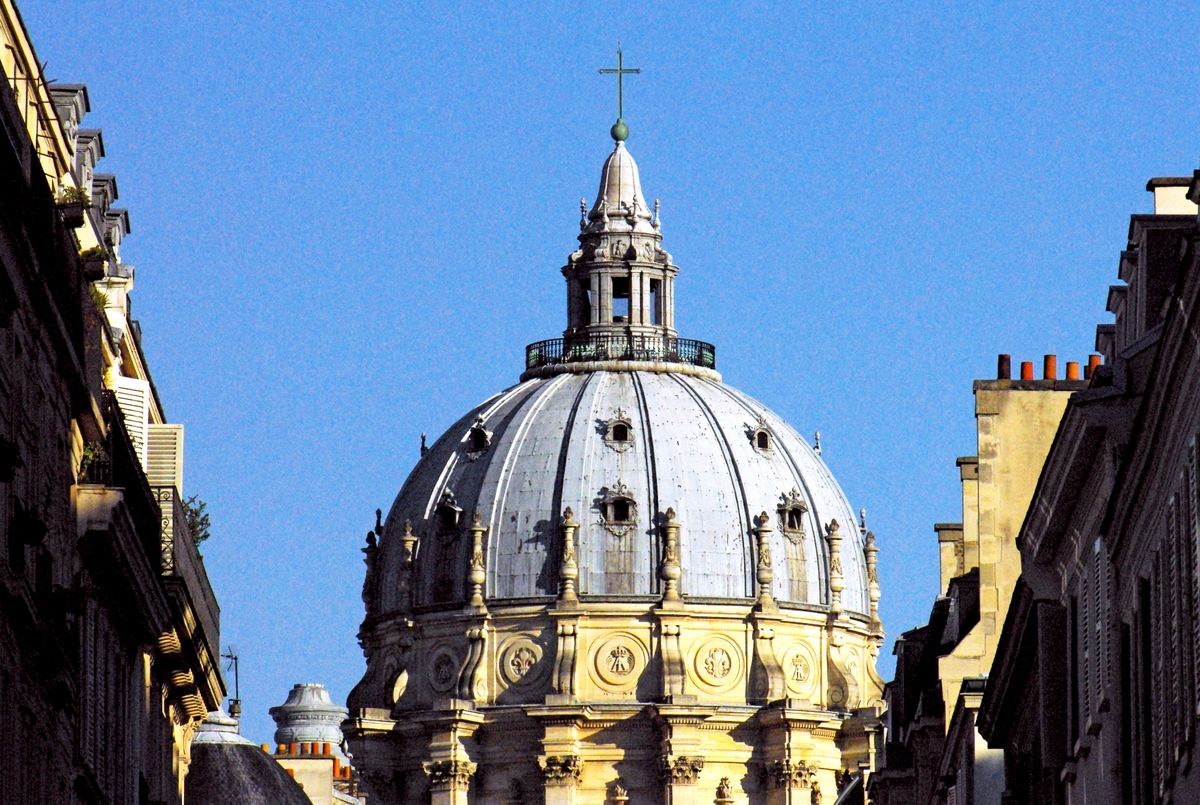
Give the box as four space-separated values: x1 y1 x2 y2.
375 370 869 615
186 709 311 805
348 112 885 805
269 683 351 762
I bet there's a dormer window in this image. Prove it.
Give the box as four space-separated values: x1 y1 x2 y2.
778 489 809 540
749 415 774 454
599 481 638 537
466 416 490 460
602 409 634 452
434 490 462 534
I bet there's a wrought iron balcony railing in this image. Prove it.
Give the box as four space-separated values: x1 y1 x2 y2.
526 334 716 370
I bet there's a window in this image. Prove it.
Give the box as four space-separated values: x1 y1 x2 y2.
580 280 592 324
649 279 662 325
599 481 638 536
465 416 490 459
612 499 630 523
750 415 774 454
602 410 634 452
434 490 461 534
786 508 804 531
612 276 630 323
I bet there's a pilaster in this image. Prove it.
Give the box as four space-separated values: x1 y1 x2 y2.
757 701 838 805
419 702 483 805
653 706 709 805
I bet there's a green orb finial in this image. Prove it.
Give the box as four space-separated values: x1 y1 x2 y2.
611 118 629 142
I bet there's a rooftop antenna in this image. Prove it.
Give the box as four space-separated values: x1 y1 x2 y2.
222 646 241 723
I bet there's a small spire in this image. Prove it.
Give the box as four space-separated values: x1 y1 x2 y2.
813 431 822 455
652 198 661 231
579 198 587 230
859 507 867 535
420 432 427 457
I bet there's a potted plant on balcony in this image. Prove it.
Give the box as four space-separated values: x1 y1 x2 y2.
56 186 89 228
79 246 107 281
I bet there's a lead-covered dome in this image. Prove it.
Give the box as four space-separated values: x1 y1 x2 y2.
375 370 869 615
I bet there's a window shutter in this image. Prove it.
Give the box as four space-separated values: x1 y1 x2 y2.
113 377 150 469
146 424 183 493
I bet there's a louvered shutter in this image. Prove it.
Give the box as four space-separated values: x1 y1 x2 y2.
146 424 183 493
113 377 150 468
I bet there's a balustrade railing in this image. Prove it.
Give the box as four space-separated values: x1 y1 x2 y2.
526 334 716 370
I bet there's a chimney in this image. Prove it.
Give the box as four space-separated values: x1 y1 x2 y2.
1043 354 1056 380
997 354 1011 380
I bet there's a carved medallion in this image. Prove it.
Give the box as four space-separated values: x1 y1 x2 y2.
427 645 460 694
782 644 818 698
692 635 743 691
592 634 647 690
499 637 546 687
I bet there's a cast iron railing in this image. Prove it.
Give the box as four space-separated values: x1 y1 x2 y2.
526 334 716 370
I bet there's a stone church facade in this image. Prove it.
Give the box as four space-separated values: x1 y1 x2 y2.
345 119 886 805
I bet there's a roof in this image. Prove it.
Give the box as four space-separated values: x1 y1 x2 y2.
375 369 869 614
187 743 311 805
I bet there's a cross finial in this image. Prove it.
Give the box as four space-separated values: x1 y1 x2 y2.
599 45 640 141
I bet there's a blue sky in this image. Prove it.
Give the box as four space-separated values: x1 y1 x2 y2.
21 1 1200 743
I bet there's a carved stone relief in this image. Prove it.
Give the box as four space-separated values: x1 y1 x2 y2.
427 644 461 695
591 633 647 692
691 635 744 692
498 636 546 688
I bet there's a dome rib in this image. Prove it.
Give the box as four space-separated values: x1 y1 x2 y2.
663 372 755 597
697 377 830 605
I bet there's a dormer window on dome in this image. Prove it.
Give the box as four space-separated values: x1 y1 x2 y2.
434 490 462 534
602 409 634 452
466 416 491 459
599 481 638 537
779 489 809 539
750 415 775 454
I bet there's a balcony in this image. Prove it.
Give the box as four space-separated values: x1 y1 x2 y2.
525 334 716 371
153 486 220 666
